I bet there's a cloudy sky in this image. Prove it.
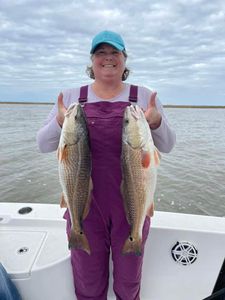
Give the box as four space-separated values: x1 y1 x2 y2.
0 0 225 105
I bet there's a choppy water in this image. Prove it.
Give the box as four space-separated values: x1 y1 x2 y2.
1 104 225 217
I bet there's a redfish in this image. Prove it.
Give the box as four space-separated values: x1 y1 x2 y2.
121 104 160 256
58 103 92 254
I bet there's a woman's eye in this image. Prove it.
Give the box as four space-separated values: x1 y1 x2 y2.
96 51 105 56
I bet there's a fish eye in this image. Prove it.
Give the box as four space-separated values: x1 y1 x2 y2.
125 119 129 124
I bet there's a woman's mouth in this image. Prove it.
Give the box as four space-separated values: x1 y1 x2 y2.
102 64 116 68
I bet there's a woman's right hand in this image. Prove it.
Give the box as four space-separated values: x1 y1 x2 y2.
56 93 67 127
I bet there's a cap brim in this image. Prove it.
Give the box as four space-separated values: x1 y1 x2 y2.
90 41 124 54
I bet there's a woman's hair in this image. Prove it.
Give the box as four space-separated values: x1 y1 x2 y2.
86 50 130 81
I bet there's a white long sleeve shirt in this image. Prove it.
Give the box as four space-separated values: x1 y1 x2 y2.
37 83 176 154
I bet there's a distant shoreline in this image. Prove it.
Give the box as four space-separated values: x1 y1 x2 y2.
0 101 54 105
164 105 225 109
0 101 225 109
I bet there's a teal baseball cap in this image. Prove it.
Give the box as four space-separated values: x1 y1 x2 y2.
90 30 125 54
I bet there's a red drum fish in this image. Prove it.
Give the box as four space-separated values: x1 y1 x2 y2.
121 104 160 255
58 103 92 254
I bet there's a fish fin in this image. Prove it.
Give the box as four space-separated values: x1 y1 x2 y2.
120 180 132 225
57 144 68 162
157 148 161 159
83 178 93 219
154 149 160 166
69 229 91 255
141 150 151 168
60 193 67 208
147 202 154 217
122 236 142 256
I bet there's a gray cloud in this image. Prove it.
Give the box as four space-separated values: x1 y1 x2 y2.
0 0 225 105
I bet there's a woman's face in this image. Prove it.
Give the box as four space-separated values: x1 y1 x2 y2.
91 43 126 83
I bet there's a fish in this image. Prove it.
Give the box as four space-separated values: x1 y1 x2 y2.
120 104 160 256
57 103 92 254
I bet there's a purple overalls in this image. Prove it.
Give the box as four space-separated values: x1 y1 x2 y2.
64 85 150 300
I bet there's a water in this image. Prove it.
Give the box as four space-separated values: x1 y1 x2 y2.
1 104 225 217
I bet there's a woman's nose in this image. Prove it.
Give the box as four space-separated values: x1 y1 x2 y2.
104 53 114 59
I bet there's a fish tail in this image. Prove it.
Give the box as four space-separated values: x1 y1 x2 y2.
69 230 91 255
122 236 142 256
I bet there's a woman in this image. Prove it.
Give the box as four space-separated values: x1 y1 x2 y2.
37 30 176 300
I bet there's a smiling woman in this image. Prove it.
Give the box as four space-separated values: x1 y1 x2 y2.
86 45 130 82
90 43 128 98
36 30 176 300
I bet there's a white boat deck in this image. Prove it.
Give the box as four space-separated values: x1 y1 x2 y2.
1 202 225 300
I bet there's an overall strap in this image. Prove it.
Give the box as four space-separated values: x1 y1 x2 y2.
129 85 138 103
78 85 88 103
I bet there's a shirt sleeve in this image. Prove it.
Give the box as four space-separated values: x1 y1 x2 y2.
137 86 176 153
36 103 62 153
150 99 176 153
36 88 79 153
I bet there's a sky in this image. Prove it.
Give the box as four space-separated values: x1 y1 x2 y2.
0 0 225 105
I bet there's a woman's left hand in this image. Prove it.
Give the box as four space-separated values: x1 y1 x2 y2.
144 92 162 130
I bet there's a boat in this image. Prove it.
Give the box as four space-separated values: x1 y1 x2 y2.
0 202 225 300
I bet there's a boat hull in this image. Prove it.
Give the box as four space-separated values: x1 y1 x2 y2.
0 202 225 300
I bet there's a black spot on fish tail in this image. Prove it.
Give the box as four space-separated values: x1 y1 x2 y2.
122 235 142 256
69 230 91 255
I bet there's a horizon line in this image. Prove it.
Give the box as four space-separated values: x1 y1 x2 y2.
0 101 225 109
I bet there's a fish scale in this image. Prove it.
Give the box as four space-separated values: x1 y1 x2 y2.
122 145 147 234
121 105 160 256
58 103 92 254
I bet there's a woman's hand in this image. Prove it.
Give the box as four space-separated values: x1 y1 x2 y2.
144 92 162 130
56 93 67 127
